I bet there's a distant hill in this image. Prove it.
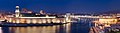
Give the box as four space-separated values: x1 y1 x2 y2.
98 10 120 14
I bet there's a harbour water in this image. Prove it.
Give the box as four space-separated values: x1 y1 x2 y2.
0 18 92 33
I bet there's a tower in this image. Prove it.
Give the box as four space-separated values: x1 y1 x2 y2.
15 5 20 17
15 5 20 23
65 13 71 22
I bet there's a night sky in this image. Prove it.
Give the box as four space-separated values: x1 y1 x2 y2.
0 0 120 13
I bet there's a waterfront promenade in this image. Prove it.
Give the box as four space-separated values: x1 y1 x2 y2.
89 27 99 33
89 26 104 33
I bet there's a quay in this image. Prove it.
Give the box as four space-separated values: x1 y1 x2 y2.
0 21 67 27
89 27 99 33
89 26 104 33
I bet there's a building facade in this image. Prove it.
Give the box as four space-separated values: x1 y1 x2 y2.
6 6 71 24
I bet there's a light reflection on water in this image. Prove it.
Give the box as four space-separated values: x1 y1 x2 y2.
0 23 71 33
0 22 90 33
0 18 95 33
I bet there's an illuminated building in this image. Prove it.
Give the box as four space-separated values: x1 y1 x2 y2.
94 18 117 27
21 8 32 13
99 18 117 24
6 6 71 24
15 5 20 17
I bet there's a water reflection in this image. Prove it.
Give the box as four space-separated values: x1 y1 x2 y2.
0 18 94 33
0 27 3 33
0 23 90 33
0 23 71 33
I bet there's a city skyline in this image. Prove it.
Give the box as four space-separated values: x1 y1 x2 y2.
0 0 120 33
